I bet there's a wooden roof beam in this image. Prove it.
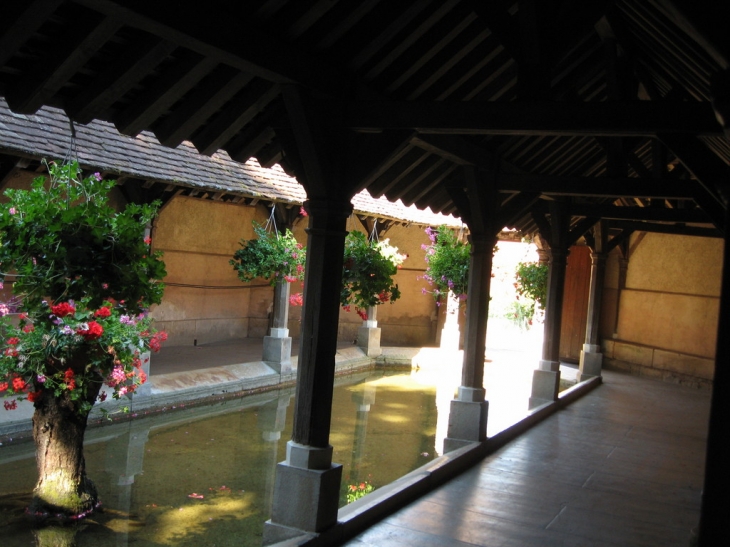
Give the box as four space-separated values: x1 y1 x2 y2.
347 100 722 136
496 173 696 199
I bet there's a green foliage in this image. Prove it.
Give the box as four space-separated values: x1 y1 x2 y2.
0 160 167 413
505 300 535 330
0 161 166 313
506 261 548 329
230 222 305 286
421 226 470 299
514 262 548 308
341 231 405 314
346 480 375 504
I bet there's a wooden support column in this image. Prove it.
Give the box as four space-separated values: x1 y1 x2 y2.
530 199 570 407
266 85 357 542
578 222 608 381
698 198 730 546
444 166 498 451
696 70 730 547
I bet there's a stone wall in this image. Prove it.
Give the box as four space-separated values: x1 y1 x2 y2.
600 232 722 388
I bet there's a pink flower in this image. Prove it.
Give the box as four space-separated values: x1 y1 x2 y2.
8 207 16 215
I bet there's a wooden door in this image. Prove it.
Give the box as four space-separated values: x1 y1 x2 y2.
559 245 592 362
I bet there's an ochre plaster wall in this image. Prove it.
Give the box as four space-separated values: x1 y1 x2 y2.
602 232 722 387
149 198 439 348
149 196 271 345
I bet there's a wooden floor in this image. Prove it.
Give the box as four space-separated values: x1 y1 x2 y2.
344 370 710 547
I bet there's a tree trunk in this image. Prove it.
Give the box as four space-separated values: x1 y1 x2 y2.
28 377 102 520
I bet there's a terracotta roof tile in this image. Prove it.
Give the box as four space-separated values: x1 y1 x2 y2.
0 98 461 227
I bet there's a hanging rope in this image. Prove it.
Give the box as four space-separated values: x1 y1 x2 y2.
63 119 79 167
370 220 379 243
264 204 278 237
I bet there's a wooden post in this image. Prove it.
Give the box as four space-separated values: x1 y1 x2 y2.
579 222 608 380
698 199 730 547
530 199 570 407
444 166 497 451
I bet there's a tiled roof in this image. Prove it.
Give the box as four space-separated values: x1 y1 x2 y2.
0 98 461 227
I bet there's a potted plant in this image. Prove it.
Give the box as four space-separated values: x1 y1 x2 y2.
230 221 306 286
420 225 470 303
0 160 167 520
340 231 405 319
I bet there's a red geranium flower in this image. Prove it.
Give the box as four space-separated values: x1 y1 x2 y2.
11 377 26 391
27 390 41 403
77 321 103 340
6 337 20 346
0 381 8 391
94 307 112 318
3 400 17 410
51 301 76 317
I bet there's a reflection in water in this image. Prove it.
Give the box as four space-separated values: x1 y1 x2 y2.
0 371 438 547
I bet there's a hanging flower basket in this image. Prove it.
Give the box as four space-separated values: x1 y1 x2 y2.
420 225 470 301
230 222 305 285
341 231 406 319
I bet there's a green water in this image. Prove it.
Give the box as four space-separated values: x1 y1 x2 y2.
0 370 439 546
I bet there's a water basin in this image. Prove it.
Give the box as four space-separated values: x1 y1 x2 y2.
0 369 441 547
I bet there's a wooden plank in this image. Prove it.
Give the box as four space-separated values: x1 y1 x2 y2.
560 245 592 362
115 53 218 136
154 68 253 147
347 100 722 136
68 37 178 124
73 0 353 95
6 16 122 114
193 81 280 156
0 0 64 66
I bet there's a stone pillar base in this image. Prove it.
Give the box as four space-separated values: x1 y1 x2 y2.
529 369 561 409
357 326 382 357
265 462 343 538
444 399 488 453
578 347 603 382
132 352 152 397
262 336 292 374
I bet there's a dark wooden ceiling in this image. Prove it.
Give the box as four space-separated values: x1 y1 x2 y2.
1 0 729 240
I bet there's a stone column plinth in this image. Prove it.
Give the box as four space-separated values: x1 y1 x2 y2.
264 443 343 543
578 343 603 381
357 306 381 356
444 387 489 453
132 351 151 397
